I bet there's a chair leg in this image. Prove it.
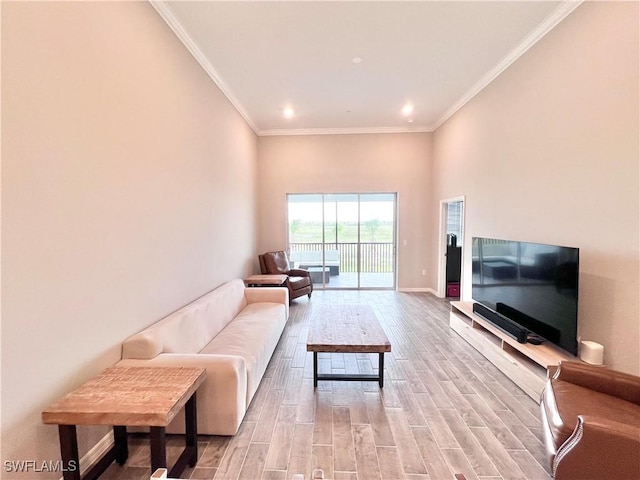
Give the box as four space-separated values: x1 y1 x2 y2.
308 292 312 299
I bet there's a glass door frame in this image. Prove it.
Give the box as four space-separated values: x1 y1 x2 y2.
286 192 398 290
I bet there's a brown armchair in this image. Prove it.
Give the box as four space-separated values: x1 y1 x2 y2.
258 251 313 304
540 360 640 479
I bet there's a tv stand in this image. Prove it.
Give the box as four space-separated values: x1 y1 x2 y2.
449 301 577 401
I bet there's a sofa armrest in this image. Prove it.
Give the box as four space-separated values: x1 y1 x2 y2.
554 361 640 405
287 268 310 277
116 353 247 435
553 415 640 479
245 287 289 318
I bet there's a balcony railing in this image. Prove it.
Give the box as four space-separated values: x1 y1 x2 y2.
289 242 394 273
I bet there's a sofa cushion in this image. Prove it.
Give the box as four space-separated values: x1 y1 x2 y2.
197 279 248 340
121 310 211 359
290 249 340 267
542 379 640 448
200 302 287 404
122 279 248 359
121 330 163 359
162 311 209 354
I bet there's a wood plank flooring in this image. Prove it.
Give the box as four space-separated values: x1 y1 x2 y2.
103 290 551 480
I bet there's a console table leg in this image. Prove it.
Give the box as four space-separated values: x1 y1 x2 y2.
58 425 81 480
185 392 198 467
313 352 318 388
378 353 385 388
113 426 128 465
149 427 167 472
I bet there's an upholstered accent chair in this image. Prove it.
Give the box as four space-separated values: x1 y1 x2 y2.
540 361 640 479
258 251 313 304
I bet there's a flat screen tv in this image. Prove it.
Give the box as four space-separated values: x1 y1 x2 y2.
471 237 579 356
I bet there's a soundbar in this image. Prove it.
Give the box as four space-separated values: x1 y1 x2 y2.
472 303 528 343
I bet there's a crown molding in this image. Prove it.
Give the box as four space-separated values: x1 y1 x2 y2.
149 0 259 135
433 0 583 130
259 125 433 137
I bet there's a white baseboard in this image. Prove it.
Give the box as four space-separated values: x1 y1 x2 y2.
397 288 438 295
59 431 114 480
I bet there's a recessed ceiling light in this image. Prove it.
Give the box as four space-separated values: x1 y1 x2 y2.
283 107 294 119
352 57 363 64
402 104 414 116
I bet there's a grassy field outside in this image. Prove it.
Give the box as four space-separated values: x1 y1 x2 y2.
289 220 394 244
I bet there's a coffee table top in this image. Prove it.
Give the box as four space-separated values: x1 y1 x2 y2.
42 366 205 427
307 305 391 353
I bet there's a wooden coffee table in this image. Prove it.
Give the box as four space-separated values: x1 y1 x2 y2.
42 366 205 480
307 305 391 388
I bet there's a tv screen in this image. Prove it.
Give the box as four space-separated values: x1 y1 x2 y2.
471 237 579 356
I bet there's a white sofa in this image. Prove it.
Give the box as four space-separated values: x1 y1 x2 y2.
117 278 289 435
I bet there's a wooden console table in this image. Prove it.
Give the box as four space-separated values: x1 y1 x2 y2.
42 366 205 480
244 274 288 287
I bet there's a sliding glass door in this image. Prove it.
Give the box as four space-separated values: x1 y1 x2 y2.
287 193 396 289
359 194 396 288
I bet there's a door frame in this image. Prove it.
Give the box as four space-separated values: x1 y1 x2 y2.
286 192 398 290
437 196 466 298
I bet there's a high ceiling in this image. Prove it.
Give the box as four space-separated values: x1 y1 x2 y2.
155 1 581 135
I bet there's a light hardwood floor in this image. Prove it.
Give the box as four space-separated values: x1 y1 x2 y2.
103 290 551 480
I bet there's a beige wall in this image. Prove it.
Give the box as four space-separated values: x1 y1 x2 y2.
432 2 639 374
1 2 257 476
257 133 433 290
2 0 638 473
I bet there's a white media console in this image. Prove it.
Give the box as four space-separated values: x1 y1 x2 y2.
449 301 577 401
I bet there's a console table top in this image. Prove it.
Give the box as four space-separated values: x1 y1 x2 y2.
244 274 288 285
42 366 206 427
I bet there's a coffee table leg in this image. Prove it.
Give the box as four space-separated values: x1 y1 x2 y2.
378 353 385 388
113 425 128 465
313 352 318 388
185 392 198 467
150 427 167 471
58 425 81 480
